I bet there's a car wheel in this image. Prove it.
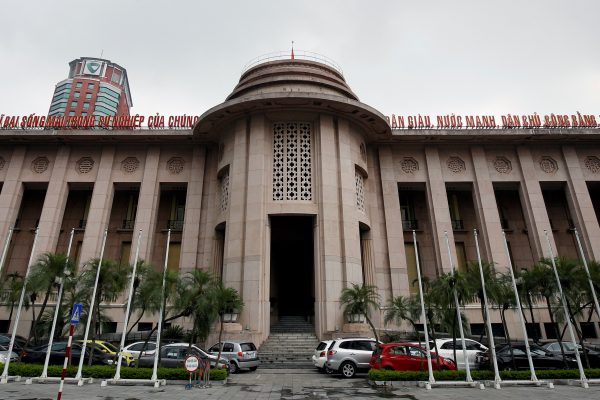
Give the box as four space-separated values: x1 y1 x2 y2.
249 366 258 372
229 361 239 374
340 361 357 378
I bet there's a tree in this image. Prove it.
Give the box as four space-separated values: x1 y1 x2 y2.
79 258 127 365
339 283 381 345
24 253 74 346
490 273 518 370
384 295 422 345
213 283 244 367
124 260 157 338
463 261 501 343
517 267 542 343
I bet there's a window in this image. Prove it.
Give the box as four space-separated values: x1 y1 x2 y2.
102 321 117 333
404 242 419 295
272 122 312 201
71 101 78 108
408 347 425 357
69 111 75 116
74 92 80 98
88 83 95 90
240 343 256 351
390 346 407 355
112 69 121 83
99 86 120 98
400 196 416 230
83 102 89 109
86 93 92 100
223 343 234 352
339 341 352 349
81 112 87 117
137 322 152 331
167 242 181 271
96 97 118 109
94 105 116 116
455 242 467 273
76 82 83 88
119 242 131 267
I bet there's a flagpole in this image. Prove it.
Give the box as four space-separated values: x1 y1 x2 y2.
0 228 14 277
573 228 600 325
413 230 434 385
75 229 108 384
151 229 171 383
41 228 75 379
1 227 40 383
114 229 142 380
443 231 472 382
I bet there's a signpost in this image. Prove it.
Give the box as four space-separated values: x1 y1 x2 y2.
57 304 82 400
184 355 199 390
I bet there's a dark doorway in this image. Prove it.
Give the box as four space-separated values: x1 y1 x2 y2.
270 216 314 319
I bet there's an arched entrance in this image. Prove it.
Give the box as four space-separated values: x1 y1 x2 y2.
269 215 314 324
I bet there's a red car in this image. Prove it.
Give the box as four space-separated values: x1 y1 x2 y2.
369 343 456 371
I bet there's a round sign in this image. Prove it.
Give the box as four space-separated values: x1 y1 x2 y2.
184 355 199 372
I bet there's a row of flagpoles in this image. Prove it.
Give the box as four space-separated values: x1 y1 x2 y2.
0 226 173 386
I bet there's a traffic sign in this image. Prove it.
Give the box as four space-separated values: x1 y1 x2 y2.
70 303 83 324
184 355 199 372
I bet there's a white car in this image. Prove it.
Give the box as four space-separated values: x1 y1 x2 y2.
433 338 487 370
123 341 157 357
312 340 331 371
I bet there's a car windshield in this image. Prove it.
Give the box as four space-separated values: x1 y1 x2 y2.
100 342 119 352
241 343 256 351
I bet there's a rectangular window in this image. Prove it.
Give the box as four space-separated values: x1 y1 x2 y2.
94 105 116 116
74 92 80 98
119 242 131 267
86 93 92 100
455 242 467 273
137 322 153 332
404 242 418 295
69 111 75 116
76 82 83 88
167 242 181 271
81 112 87 116
70 101 77 108
99 86 120 98
83 102 89 109
88 83 95 90
112 69 121 83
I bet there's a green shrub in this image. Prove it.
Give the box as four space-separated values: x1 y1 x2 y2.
368 368 600 382
0 363 228 381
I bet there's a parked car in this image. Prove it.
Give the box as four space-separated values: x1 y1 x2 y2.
0 334 27 354
370 343 456 371
123 341 157 358
20 342 118 365
207 341 259 373
543 341 600 368
312 340 332 372
137 343 228 370
475 342 577 370
0 344 19 363
433 338 487 370
326 338 378 378
77 340 135 366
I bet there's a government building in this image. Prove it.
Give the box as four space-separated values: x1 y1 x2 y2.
1 54 599 345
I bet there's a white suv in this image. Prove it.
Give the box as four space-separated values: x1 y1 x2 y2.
325 338 377 378
434 338 487 370
312 340 331 371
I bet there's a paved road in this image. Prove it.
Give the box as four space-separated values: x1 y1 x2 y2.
1 369 599 399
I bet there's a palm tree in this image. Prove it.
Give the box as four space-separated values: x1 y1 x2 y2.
24 253 74 346
490 273 518 369
339 283 381 344
2 272 24 330
213 283 244 366
384 295 422 345
79 258 127 365
463 261 501 343
517 267 542 343
123 260 156 338
176 269 218 346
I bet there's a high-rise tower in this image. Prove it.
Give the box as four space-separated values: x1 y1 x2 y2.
48 57 132 119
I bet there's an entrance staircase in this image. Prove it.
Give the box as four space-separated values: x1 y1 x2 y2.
259 316 319 369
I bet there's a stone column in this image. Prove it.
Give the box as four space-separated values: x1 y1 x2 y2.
131 146 160 264
377 145 409 296
424 146 457 273
471 146 510 268
180 145 206 270
315 115 343 333
34 145 71 259
361 237 375 287
79 146 115 267
336 119 363 285
516 146 556 259
222 119 249 293
562 145 600 260
241 114 268 333
0 146 26 246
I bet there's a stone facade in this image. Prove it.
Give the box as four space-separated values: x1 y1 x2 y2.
1 59 600 344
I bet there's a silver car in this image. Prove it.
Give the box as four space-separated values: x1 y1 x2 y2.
325 338 377 378
312 340 331 371
137 343 228 370
208 341 259 373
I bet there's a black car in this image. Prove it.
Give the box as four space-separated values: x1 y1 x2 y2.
21 342 119 366
0 334 27 354
543 341 600 368
475 342 577 370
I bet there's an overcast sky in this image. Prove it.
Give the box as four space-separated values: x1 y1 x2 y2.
1 0 599 120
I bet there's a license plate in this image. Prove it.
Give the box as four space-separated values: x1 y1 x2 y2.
246 352 256 358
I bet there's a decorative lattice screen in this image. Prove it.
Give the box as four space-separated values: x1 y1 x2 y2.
220 170 229 212
273 122 312 201
355 171 365 212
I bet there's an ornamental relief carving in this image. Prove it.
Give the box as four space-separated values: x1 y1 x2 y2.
584 156 600 173
31 156 49 174
121 157 140 174
446 156 466 173
167 157 185 174
493 156 512 174
539 156 558 174
76 157 94 174
400 157 419 174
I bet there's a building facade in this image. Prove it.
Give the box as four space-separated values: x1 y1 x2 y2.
48 57 132 119
1 56 600 343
